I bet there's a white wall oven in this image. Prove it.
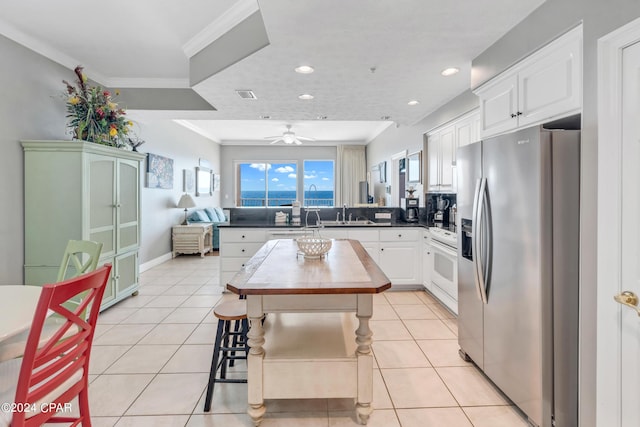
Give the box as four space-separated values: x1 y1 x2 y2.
429 227 458 314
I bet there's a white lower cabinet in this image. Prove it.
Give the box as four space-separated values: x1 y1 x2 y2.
220 226 424 289
219 228 267 287
422 230 433 291
378 229 421 287
348 229 379 263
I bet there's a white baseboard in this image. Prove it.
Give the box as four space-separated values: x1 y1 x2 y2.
140 252 173 273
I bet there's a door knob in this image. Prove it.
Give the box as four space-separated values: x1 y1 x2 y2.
614 291 640 316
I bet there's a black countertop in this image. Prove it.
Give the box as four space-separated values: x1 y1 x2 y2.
217 221 453 230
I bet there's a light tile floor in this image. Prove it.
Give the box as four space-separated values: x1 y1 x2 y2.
86 253 529 427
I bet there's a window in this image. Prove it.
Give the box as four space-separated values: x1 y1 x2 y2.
237 162 297 206
303 160 335 207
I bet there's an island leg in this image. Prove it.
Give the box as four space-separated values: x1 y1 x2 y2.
355 294 374 425
247 296 266 426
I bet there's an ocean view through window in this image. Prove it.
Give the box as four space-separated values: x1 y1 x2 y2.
304 160 334 207
236 160 334 207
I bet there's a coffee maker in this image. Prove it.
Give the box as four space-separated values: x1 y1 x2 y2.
405 197 419 222
426 192 456 227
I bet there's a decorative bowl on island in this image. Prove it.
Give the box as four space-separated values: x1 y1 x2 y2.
296 237 332 259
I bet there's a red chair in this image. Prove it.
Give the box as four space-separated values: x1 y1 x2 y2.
0 264 111 427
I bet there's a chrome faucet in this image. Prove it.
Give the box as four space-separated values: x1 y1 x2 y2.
336 212 341 222
343 204 347 223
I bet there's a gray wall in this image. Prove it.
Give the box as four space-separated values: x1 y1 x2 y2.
219 144 336 208
0 34 70 285
366 90 479 205
0 34 221 283
134 119 220 264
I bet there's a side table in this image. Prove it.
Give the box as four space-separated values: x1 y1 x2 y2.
172 224 213 258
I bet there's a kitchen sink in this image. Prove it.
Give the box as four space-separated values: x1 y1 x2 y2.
318 219 390 227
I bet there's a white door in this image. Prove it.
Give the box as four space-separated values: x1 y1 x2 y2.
597 19 640 427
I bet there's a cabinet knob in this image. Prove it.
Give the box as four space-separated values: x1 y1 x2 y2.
398 234 402 238
517 111 523 116
241 249 245 252
510 113 517 118
381 248 384 251
242 235 245 239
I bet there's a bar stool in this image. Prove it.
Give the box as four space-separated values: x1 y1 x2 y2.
204 299 249 412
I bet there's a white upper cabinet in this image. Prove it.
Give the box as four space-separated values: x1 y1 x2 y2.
475 25 582 139
427 109 480 192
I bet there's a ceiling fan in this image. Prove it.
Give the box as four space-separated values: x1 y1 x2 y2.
265 125 315 145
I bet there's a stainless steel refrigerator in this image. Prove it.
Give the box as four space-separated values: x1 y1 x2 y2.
457 125 580 427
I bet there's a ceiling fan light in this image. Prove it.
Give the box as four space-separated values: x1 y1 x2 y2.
295 65 314 74
283 134 295 144
408 100 420 106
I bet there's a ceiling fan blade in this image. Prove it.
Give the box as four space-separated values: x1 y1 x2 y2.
264 136 282 140
269 138 284 144
294 139 302 145
296 136 315 141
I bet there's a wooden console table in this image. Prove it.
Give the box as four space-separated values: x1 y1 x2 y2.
172 224 213 258
227 239 391 426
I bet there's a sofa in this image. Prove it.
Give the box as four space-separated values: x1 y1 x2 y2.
187 207 227 250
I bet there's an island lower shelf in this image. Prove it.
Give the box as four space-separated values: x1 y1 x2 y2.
260 312 364 400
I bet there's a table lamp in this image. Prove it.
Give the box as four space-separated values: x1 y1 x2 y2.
177 193 197 225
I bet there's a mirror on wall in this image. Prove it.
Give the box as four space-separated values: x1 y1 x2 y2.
196 166 212 197
407 151 422 184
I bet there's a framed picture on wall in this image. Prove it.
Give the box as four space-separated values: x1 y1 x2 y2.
146 153 174 189
213 173 220 191
183 169 195 193
407 151 422 183
378 161 387 183
196 166 212 196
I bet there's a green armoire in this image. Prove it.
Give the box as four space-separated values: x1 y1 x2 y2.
21 140 145 310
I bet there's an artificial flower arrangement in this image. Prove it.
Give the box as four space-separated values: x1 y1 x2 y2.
63 65 143 150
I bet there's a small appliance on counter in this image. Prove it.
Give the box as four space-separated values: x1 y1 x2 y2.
291 201 301 225
425 192 456 227
404 197 419 222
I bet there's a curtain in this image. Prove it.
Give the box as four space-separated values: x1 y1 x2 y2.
337 145 366 206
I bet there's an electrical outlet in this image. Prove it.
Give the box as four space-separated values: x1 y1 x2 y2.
375 212 392 219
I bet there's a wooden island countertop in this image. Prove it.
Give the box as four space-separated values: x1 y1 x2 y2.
227 238 391 295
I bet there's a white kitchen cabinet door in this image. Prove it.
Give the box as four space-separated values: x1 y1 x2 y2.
427 132 440 191
422 232 432 290
517 31 582 128
456 118 474 148
439 126 456 190
478 74 518 137
379 243 421 286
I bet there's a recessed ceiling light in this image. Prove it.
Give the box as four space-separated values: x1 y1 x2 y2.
380 115 391 120
407 100 420 106
295 65 314 74
298 94 314 100
441 67 460 76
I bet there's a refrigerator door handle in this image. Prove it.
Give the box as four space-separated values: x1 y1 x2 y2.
477 178 489 304
471 178 484 302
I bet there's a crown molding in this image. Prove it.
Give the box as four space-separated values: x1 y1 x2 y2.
174 120 221 143
0 17 110 85
182 0 260 58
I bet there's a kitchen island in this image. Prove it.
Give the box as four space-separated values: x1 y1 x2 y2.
227 238 391 426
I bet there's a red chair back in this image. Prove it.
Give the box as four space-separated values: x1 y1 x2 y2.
11 264 111 427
